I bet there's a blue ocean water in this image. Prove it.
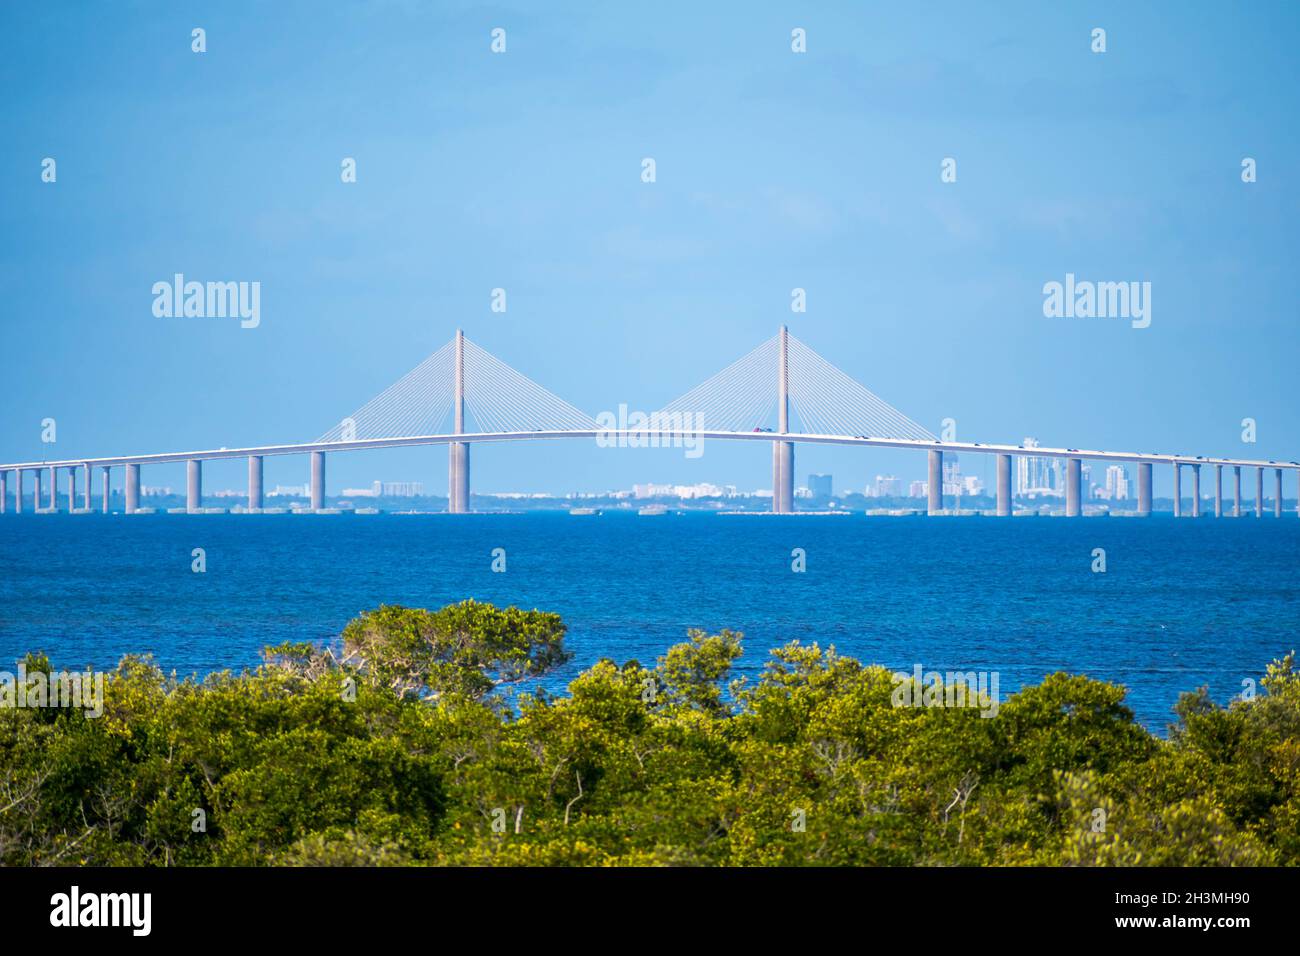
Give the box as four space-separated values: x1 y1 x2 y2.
1 512 1297 730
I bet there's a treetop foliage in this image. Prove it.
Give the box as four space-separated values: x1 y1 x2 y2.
1 603 1295 867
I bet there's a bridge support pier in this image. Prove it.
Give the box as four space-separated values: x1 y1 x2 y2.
769 325 794 515
782 441 793 513
1275 468 1283 517
770 443 780 513
1137 462 1152 516
310 452 325 511
996 454 1011 516
927 450 942 515
187 459 202 513
1065 458 1081 516
1255 467 1264 517
82 463 91 511
248 456 263 511
1214 465 1222 517
1191 464 1201 518
66 465 77 512
1233 466 1242 516
13 470 22 514
32 468 41 513
47 465 56 510
0 470 6 514
448 328 471 514
448 443 470 513
771 441 793 514
1173 464 1182 517
125 464 140 513
101 467 110 514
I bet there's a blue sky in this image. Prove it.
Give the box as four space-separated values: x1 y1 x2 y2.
2 1 1298 496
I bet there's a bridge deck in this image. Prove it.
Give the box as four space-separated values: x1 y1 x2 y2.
2 431 1296 472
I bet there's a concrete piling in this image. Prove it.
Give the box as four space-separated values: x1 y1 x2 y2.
996 454 1011 516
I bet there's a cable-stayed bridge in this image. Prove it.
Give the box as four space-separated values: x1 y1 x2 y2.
1 328 1296 518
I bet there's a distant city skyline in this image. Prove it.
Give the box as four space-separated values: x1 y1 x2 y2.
127 458 1244 510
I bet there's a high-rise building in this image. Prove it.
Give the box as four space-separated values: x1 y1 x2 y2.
373 481 424 497
1016 438 1059 497
674 482 724 499
1105 465 1130 501
633 483 673 498
874 475 902 497
942 457 963 495
1015 441 1033 494
908 480 926 498
808 474 833 498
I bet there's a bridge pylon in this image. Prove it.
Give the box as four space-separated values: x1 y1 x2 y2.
449 328 470 513
773 325 794 514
